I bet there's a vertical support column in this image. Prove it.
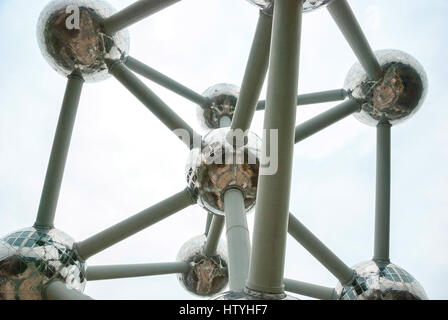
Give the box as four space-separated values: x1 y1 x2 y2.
246 0 302 295
204 212 213 236
224 189 251 292
34 75 83 229
203 215 225 256
202 115 231 257
374 121 391 261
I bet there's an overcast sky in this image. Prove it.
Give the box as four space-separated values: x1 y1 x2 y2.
0 0 447 300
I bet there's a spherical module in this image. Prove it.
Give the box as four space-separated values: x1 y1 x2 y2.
176 235 228 297
334 260 428 300
0 227 86 300
345 50 428 126
37 0 130 82
245 0 335 14
197 84 240 130
186 128 261 216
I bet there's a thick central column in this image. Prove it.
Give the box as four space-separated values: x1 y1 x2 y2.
246 0 302 295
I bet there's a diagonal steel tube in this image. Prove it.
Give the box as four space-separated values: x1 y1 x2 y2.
288 213 354 284
256 89 348 110
373 122 391 261
125 56 209 107
246 0 302 295
86 262 190 281
224 189 251 292
283 279 335 300
203 215 225 257
109 61 201 148
231 11 272 131
44 281 93 300
104 0 181 34
327 0 382 80
75 188 195 260
34 75 83 229
294 98 361 144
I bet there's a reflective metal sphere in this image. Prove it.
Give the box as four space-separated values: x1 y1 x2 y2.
245 0 335 14
197 84 240 130
0 227 86 300
186 128 261 216
176 235 228 297
345 50 428 126
334 260 428 300
37 0 130 82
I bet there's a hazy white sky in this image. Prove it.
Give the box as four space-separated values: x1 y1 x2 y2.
0 0 447 300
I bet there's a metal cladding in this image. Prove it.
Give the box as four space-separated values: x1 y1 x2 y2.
214 289 298 300
246 0 335 14
334 260 428 300
186 128 261 216
0 227 86 300
345 49 428 126
197 84 240 130
176 235 228 297
0 0 431 301
37 0 130 82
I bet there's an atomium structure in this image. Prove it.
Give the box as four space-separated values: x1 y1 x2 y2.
0 0 429 300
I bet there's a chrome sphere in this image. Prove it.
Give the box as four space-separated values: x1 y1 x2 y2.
197 84 240 130
37 0 130 82
0 227 86 300
246 0 335 14
345 50 428 126
334 260 428 300
186 128 261 216
176 235 228 297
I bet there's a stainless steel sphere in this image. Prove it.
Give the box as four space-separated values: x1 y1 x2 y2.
334 260 428 300
0 227 86 300
246 0 335 14
176 235 228 297
186 128 261 216
197 84 240 130
37 0 130 82
345 50 428 126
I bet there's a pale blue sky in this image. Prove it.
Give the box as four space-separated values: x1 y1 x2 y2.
0 0 447 299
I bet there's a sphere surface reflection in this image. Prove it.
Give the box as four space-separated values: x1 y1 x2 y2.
335 260 428 300
37 0 130 82
197 84 240 130
345 50 428 126
0 227 86 300
186 128 261 215
177 235 228 297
